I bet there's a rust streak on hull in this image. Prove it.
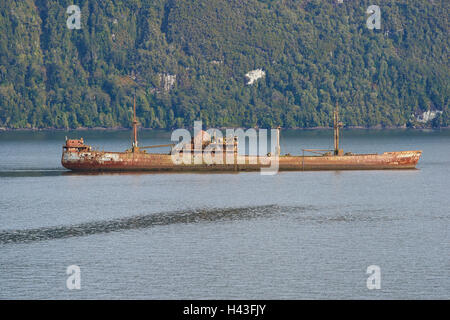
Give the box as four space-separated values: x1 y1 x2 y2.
62 150 422 172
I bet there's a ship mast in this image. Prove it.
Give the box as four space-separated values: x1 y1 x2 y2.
333 105 343 155
132 90 138 151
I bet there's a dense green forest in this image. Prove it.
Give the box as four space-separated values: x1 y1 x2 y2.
0 0 448 129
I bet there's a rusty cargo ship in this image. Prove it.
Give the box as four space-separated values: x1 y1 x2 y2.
61 99 422 172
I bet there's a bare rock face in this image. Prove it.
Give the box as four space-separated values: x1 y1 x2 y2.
416 110 443 123
245 69 265 85
158 73 177 92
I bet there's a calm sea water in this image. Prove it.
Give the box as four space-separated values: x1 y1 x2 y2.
0 129 449 299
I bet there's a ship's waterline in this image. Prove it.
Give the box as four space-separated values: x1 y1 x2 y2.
61 148 422 172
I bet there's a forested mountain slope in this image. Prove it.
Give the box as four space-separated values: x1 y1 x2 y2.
0 0 448 129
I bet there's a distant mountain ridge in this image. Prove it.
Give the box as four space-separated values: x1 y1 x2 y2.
0 0 448 129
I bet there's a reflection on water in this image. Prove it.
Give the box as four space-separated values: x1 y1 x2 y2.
0 205 288 244
0 170 67 178
0 204 401 244
0 170 236 178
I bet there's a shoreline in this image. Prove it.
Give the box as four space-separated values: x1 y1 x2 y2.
0 126 449 132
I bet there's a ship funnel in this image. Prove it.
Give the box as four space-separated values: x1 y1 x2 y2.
333 105 343 156
276 126 281 156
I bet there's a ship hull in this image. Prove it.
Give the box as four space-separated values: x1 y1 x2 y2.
62 150 422 172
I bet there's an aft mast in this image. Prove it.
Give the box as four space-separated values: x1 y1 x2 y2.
132 90 139 152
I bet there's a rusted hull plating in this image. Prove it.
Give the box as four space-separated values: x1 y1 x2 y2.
61 150 422 172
